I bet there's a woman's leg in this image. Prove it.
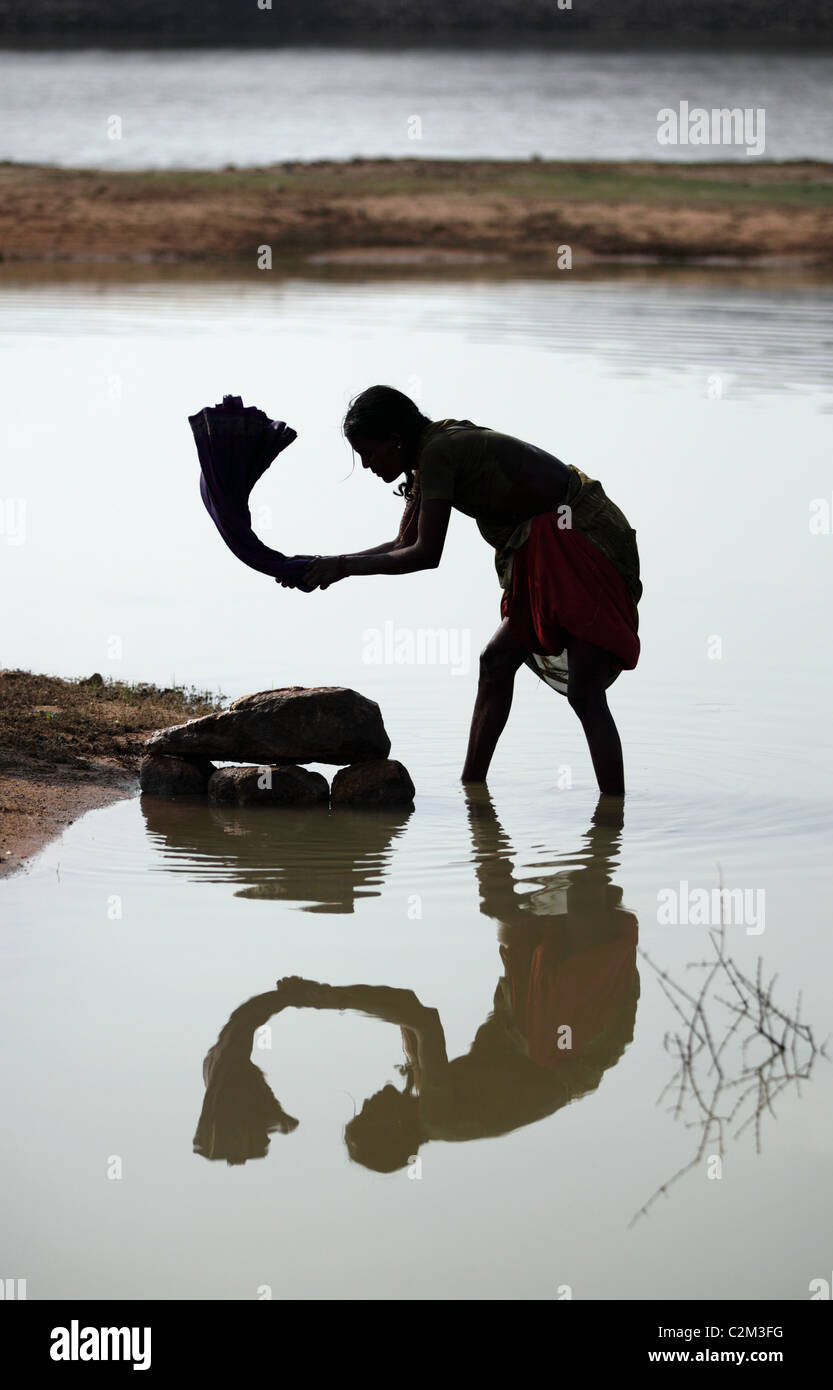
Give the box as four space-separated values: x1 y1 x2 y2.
566 636 625 795
462 619 527 782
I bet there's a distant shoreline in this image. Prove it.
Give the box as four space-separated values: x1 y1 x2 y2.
2 158 832 268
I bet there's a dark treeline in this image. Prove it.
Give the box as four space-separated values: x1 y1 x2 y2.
1 0 832 46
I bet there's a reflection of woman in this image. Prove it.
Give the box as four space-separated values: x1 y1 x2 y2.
193 793 638 1171
342 794 638 1169
468 788 638 1092
287 386 641 794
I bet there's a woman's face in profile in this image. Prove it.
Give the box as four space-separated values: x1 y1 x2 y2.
350 433 404 484
344 1083 421 1172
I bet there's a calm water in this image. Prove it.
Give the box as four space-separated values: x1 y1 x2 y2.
2 47 832 166
1 264 832 1298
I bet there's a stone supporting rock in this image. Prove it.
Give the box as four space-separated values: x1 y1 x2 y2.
207 764 329 807
330 760 416 808
139 753 216 796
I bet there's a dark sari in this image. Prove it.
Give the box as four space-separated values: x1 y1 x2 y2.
189 395 313 586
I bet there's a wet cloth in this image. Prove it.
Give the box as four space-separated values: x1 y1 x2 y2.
189 395 313 585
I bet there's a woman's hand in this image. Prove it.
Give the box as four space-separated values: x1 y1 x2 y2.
275 555 323 590
302 555 347 591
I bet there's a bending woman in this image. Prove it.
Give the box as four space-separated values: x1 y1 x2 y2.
295 386 642 795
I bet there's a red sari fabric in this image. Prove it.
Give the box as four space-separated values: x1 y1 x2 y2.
502 511 640 671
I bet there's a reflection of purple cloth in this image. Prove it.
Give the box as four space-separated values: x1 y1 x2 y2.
189 395 313 584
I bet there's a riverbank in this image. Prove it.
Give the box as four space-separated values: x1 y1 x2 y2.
0 671 224 876
2 159 832 266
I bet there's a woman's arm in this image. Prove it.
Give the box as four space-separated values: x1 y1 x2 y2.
276 976 435 1024
304 499 451 588
277 531 406 589
347 498 450 574
340 486 422 558
350 537 403 557
275 977 450 1081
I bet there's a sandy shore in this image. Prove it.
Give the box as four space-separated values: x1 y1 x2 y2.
0 758 140 877
0 671 224 878
2 158 832 266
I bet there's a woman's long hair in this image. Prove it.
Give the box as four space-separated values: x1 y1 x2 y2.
343 385 431 499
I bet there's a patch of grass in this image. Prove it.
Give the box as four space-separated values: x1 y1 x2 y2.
12 158 833 207
0 669 226 771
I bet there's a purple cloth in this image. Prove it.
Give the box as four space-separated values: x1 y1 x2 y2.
189 395 313 585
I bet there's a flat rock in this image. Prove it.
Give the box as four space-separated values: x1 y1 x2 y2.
208 764 329 807
146 686 390 765
139 753 216 796
331 759 415 808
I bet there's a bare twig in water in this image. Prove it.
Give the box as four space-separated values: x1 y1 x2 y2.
631 909 828 1227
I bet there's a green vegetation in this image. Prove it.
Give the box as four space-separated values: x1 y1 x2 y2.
24 158 833 209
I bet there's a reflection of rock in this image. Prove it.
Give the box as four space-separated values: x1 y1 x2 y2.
146 686 390 765
207 764 329 807
139 752 215 796
140 794 411 912
331 759 415 807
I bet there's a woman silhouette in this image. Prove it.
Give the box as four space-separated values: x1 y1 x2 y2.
290 386 642 794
